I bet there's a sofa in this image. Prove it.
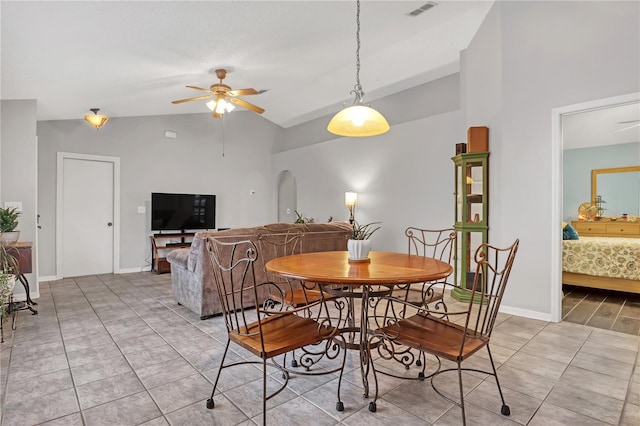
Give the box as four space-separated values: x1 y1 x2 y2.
166 222 352 319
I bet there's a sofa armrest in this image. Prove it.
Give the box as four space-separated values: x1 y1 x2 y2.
166 247 189 268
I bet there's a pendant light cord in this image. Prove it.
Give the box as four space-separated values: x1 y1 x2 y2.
351 0 364 104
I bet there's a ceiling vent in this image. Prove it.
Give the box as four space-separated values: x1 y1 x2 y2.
408 2 438 17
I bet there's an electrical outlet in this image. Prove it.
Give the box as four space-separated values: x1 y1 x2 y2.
286 208 291 214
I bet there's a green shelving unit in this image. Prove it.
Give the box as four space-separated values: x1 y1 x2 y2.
451 151 489 302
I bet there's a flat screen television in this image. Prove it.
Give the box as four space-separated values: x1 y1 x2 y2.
151 192 216 232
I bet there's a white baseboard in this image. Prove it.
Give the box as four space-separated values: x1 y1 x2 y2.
117 266 152 274
40 267 152 281
499 304 554 322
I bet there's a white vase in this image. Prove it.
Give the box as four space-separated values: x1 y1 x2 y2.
0 231 20 245
348 239 371 260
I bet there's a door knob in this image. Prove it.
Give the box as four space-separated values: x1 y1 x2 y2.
107 222 113 227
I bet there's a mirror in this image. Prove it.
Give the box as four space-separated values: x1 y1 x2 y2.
591 166 640 217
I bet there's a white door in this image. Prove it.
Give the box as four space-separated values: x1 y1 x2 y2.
60 156 115 277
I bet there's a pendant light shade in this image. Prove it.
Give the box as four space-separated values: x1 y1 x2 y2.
328 0 389 137
84 108 109 130
327 105 389 137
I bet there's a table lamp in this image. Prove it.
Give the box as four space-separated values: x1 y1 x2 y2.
345 191 358 224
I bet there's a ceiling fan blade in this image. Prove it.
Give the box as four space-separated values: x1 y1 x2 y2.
186 85 212 93
229 97 265 114
172 94 213 104
228 88 258 96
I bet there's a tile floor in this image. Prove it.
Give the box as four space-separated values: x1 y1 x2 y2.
563 285 640 336
0 273 638 425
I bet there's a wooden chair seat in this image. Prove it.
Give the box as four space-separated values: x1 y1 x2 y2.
376 313 487 362
268 288 334 308
231 313 335 359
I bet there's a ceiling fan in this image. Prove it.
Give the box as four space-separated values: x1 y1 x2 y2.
172 69 265 118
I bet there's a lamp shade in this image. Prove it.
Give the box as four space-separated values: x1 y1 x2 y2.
84 110 109 130
345 191 358 207
328 105 390 137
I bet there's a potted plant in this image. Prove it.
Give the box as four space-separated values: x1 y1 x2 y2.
347 220 381 261
0 244 18 321
0 207 20 244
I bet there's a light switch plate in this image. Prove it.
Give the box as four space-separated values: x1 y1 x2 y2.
138 206 146 214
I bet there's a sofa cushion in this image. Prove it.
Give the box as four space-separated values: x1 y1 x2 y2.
187 236 204 271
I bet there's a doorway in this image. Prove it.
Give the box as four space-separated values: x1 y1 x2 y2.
276 170 297 223
56 152 120 278
551 92 640 322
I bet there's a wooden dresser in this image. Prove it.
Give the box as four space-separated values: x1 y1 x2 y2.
571 220 640 238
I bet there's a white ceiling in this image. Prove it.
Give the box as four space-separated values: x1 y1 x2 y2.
0 0 493 128
563 102 640 150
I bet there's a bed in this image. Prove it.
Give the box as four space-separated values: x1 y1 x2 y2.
562 235 640 294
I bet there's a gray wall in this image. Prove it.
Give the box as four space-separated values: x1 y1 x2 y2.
563 142 640 221
1 100 38 298
272 110 463 254
38 112 281 276
276 73 461 153
272 0 640 319
463 0 639 316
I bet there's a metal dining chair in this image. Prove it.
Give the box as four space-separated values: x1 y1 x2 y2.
371 239 519 424
204 237 347 422
394 227 456 313
371 227 456 375
255 227 336 368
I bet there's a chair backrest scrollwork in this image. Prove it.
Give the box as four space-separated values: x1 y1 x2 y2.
205 237 261 337
462 239 519 344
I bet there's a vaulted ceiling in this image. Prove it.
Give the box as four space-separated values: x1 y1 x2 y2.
1 1 493 128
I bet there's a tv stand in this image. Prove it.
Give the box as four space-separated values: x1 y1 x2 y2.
150 233 195 273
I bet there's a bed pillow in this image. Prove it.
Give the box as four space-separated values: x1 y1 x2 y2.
562 223 579 240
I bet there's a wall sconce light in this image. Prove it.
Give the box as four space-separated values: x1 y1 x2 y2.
345 191 358 224
84 108 109 130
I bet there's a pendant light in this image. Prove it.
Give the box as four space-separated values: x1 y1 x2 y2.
84 108 109 130
328 0 389 137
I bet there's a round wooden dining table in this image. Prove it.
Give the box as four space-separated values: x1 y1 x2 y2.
265 250 453 401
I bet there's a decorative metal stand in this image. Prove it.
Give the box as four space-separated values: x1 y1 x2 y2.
0 273 38 343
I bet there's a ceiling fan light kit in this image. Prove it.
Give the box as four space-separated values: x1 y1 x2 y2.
207 98 235 114
172 68 264 118
84 108 109 130
328 0 389 137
